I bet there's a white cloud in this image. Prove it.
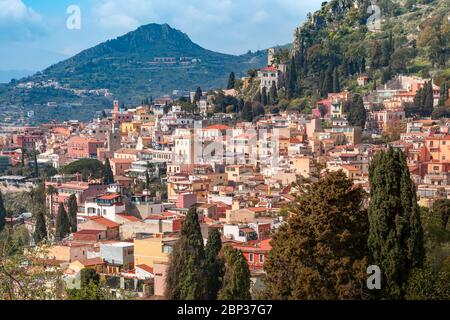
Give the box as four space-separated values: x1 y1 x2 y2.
93 0 158 30
89 0 325 54
0 0 44 41
252 10 269 23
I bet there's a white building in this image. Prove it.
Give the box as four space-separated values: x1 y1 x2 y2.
257 66 279 93
83 194 126 222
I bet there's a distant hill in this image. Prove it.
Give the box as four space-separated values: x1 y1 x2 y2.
0 24 267 111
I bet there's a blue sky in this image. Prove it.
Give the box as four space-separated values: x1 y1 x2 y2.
0 0 323 72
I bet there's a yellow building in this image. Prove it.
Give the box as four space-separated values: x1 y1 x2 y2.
133 236 177 267
289 156 316 178
120 121 142 134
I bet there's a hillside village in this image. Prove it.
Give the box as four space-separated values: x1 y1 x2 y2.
0 0 450 301
0 45 450 298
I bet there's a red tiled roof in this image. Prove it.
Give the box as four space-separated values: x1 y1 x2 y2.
76 257 105 267
136 264 154 274
260 66 277 72
248 207 268 213
116 214 141 222
88 216 119 228
205 124 231 131
98 194 121 200
74 229 103 235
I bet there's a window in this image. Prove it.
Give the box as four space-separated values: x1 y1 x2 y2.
259 254 264 263
249 253 254 263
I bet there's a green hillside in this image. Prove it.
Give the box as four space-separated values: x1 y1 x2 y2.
0 23 267 122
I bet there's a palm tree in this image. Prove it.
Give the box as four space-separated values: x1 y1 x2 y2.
26 187 38 217
45 185 59 219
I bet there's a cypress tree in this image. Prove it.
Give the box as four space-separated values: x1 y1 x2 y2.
348 94 367 128
0 191 6 232
431 199 450 230
332 68 340 93
145 170 150 190
218 245 252 300
241 102 254 122
34 206 47 244
368 147 425 299
264 171 369 299
194 87 203 103
254 90 262 104
55 203 70 241
269 81 278 105
439 82 448 106
287 56 297 99
227 72 236 90
33 151 39 178
423 81 434 117
261 87 268 106
165 208 207 300
103 158 114 185
205 228 224 300
68 194 78 233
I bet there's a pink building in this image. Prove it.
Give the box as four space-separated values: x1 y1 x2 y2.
176 193 197 209
67 137 104 159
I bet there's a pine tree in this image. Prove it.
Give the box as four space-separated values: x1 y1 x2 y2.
368 147 425 299
218 245 252 300
0 191 6 233
103 158 114 185
264 171 369 299
227 72 236 90
205 228 224 300
34 206 47 244
165 208 207 300
55 203 70 241
68 194 78 233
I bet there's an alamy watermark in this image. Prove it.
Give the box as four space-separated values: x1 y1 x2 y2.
367 265 381 290
66 5 81 30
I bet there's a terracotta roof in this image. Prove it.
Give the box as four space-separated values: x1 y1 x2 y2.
116 214 141 222
74 229 103 235
98 194 121 200
247 208 267 212
87 216 120 228
240 227 256 233
76 257 105 267
205 124 231 131
260 66 278 72
136 264 154 274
